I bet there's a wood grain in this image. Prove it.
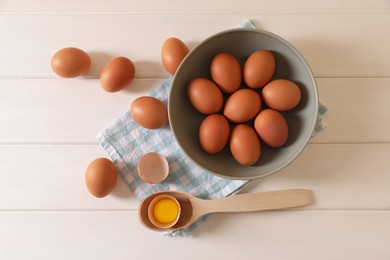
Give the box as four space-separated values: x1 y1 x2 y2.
0 0 389 258
1 0 388 13
1 144 389 210
0 78 388 143
0 14 389 78
1 211 389 259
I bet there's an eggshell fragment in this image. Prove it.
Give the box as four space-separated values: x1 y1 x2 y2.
223 88 261 123
130 96 168 129
187 78 223 114
161 37 189 75
230 124 261 166
262 79 302 111
100 57 135 93
138 152 169 184
254 109 289 147
199 114 230 155
51 47 91 78
243 50 275 88
210 53 241 94
85 158 117 198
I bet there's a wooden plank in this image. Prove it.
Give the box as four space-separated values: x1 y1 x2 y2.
0 144 389 210
0 78 388 144
246 143 390 210
0 78 163 144
0 14 389 78
311 78 390 144
0 1 388 259
1 0 388 13
0 145 135 210
0 211 389 259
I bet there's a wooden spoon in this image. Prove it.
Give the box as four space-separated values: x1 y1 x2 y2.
139 189 313 232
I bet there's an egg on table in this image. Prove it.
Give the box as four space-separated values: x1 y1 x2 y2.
161 37 189 75
100 56 135 93
51 47 91 78
85 158 117 198
130 96 168 129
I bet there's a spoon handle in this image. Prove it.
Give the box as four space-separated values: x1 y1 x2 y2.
199 189 313 214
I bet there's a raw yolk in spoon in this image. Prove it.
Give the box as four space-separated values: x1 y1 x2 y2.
152 198 179 224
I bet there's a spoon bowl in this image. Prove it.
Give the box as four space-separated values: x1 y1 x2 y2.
139 189 313 232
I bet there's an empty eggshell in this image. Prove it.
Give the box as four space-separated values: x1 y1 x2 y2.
230 124 261 166
138 152 169 184
85 158 117 198
130 96 168 129
187 78 224 114
210 53 241 94
51 47 91 78
223 88 261 123
161 37 189 75
100 56 135 93
199 114 230 155
262 79 302 111
243 50 275 88
254 109 289 147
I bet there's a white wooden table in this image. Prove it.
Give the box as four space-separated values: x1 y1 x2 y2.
1 1 390 259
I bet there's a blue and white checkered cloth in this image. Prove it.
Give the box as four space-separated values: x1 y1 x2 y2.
97 20 327 236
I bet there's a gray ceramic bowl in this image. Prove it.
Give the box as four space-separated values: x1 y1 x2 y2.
168 28 318 180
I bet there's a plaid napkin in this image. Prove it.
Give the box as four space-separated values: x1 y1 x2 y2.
97 20 327 236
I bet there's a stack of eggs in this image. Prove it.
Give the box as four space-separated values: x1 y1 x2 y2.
187 50 301 166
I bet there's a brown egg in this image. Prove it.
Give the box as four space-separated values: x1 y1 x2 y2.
161 37 189 75
229 124 261 166
85 158 117 198
130 96 168 129
51 47 91 78
262 79 302 111
210 53 241 94
243 50 275 88
100 57 135 93
199 114 230 155
223 88 261 123
254 109 288 147
187 78 223 114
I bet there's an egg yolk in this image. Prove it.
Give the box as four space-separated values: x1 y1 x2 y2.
153 198 179 224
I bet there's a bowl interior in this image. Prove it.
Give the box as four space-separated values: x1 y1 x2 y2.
169 28 318 180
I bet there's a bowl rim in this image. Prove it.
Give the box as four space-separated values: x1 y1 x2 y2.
168 28 319 180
